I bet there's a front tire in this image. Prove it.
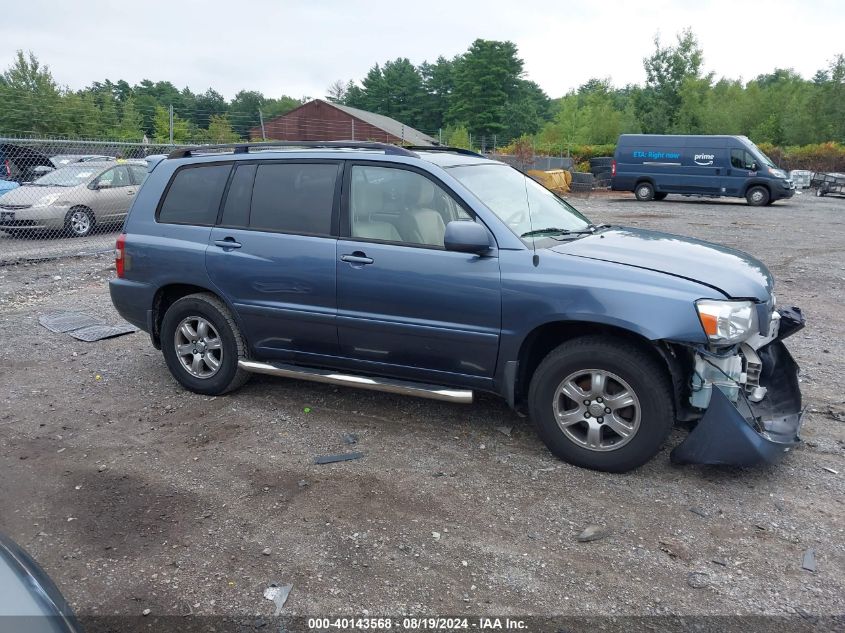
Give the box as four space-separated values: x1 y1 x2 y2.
635 182 655 201
65 207 95 237
527 336 674 472
745 185 770 206
160 293 250 395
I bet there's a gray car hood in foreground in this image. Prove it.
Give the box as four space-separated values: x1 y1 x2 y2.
549 227 773 301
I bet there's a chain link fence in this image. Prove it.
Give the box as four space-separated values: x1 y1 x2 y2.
0 137 183 265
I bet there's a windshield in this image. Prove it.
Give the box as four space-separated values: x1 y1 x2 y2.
744 139 777 169
448 164 591 245
32 164 100 187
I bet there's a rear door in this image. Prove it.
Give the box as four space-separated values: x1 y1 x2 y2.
206 160 342 361
335 163 501 385
723 148 758 196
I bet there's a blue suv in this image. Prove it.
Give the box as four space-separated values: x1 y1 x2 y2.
110 142 805 472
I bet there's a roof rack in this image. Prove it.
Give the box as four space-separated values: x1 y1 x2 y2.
166 140 418 160
404 145 485 158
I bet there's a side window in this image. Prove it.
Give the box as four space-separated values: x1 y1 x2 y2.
730 149 745 170
129 165 148 185
97 166 131 188
249 163 338 235
220 164 256 228
158 164 231 226
349 165 471 248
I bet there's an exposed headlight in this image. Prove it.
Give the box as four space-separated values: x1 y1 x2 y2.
36 193 61 206
696 299 758 345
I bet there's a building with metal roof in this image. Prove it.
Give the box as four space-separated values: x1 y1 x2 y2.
250 99 437 146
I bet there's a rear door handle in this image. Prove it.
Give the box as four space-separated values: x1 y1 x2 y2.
214 238 242 249
341 253 373 265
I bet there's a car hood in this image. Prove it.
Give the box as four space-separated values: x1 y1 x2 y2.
549 227 773 301
0 184 73 205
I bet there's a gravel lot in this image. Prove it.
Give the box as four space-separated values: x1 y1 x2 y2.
0 191 843 629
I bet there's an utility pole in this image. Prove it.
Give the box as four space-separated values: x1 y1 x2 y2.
438 128 442 145
168 105 174 145
493 135 497 154
258 108 267 141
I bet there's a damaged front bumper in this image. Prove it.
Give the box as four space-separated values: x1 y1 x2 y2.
671 307 805 466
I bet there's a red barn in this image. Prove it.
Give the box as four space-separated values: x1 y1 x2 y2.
251 99 436 146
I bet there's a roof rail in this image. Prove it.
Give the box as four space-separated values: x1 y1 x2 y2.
404 145 485 158
166 140 418 160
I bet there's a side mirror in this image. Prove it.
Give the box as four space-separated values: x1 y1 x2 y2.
444 221 491 255
751 162 759 171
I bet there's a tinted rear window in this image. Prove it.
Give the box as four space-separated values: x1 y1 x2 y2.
158 164 231 225
249 163 338 235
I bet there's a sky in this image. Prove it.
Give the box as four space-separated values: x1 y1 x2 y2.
2 0 842 102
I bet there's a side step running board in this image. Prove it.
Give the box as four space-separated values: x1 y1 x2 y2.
238 360 473 404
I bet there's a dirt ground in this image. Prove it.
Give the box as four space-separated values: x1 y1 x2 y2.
0 190 843 628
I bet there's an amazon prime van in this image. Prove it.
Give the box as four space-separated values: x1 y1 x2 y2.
611 134 795 206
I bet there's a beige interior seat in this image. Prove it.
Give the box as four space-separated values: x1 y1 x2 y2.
351 174 401 242
407 178 446 246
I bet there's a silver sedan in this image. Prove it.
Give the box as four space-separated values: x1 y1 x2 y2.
0 161 148 237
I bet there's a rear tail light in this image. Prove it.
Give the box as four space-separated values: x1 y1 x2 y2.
115 233 126 278
3 160 10 178
611 160 616 177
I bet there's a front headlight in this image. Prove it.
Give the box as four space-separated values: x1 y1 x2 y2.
696 299 758 345
769 168 787 179
35 193 61 207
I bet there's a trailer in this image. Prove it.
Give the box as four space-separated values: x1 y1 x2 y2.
810 172 845 198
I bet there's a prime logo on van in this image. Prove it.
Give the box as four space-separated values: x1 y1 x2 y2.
694 153 715 166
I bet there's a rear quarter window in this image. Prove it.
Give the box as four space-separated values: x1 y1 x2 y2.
248 162 338 235
157 163 231 225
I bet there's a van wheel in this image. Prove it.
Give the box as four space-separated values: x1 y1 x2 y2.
528 336 674 472
635 182 655 201
160 293 251 396
746 186 770 206
654 192 668 201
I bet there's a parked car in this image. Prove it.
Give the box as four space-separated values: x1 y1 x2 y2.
49 154 114 168
0 143 56 197
0 532 83 632
611 134 796 206
109 141 805 472
0 160 148 237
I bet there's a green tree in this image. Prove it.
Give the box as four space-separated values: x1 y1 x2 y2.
206 114 240 142
114 96 144 141
638 28 704 133
0 50 63 135
448 39 524 140
444 124 470 149
152 105 189 143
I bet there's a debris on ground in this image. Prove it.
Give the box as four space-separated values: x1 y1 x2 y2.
689 507 708 518
262 547 271 556
38 310 137 341
263 583 292 615
577 525 609 542
314 452 364 465
495 424 513 437
687 572 710 589
342 433 359 445
659 538 691 561
821 467 839 475
802 548 817 572
432 531 441 541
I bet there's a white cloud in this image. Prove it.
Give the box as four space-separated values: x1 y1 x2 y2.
1 0 841 101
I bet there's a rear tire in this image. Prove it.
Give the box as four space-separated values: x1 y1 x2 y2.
160 293 251 395
635 182 655 201
527 336 674 472
745 185 770 206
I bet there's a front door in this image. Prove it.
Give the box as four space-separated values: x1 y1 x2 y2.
336 163 501 385
723 148 758 196
206 160 342 361
90 165 136 222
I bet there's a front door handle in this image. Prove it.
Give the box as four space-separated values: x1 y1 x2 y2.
214 238 242 249
341 252 373 265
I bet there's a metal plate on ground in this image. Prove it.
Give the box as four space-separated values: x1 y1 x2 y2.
67 323 138 342
38 311 102 333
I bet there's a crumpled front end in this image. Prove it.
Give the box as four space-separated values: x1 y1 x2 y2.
671 307 805 466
